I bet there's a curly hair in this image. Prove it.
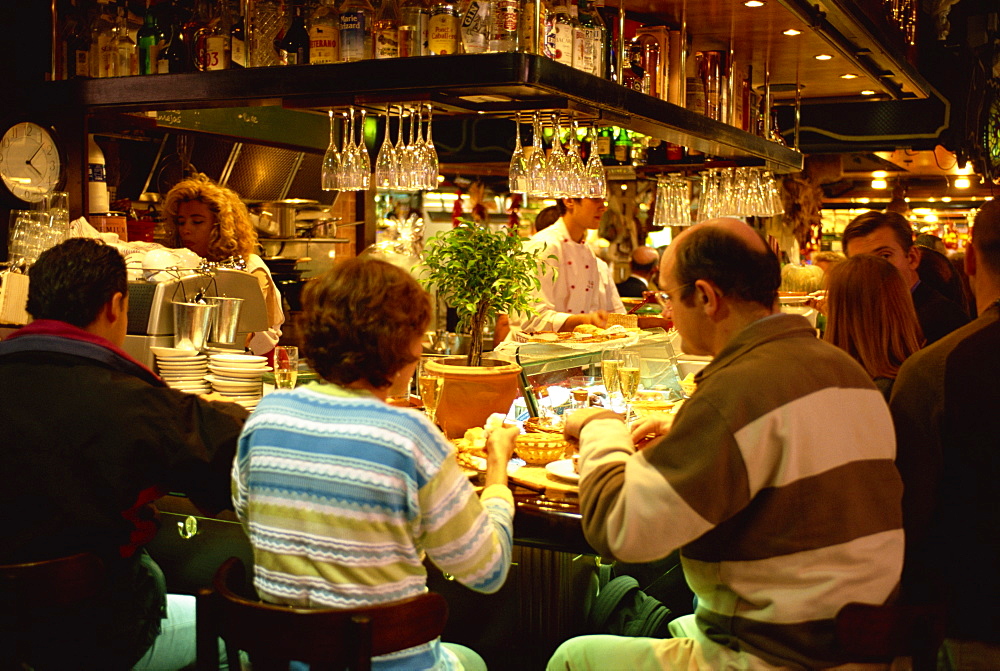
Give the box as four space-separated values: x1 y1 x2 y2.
27 238 127 327
301 257 431 389
824 254 923 380
162 173 258 261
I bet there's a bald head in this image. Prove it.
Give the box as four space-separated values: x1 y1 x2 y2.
972 200 1000 275
630 246 659 276
662 218 780 309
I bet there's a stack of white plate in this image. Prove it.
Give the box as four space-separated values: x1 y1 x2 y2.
206 353 269 411
150 346 210 394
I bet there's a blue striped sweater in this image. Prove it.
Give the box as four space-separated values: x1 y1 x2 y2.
232 382 514 670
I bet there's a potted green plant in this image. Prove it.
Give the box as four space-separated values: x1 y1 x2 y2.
419 220 550 437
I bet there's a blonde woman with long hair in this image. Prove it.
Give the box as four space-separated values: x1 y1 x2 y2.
824 254 924 399
163 173 284 355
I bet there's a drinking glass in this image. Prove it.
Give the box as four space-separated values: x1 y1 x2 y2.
417 358 444 425
508 113 528 194
340 109 357 190
321 110 340 191
585 125 607 198
565 120 587 197
601 348 623 408
527 112 547 197
374 107 397 190
425 105 440 190
619 350 642 420
7 210 54 267
355 108 371 190
273 346 299 389
546 114 569 198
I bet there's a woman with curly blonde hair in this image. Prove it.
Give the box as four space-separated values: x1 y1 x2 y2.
163 173 284 355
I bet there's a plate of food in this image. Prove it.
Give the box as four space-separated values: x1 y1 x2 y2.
545 458 580 483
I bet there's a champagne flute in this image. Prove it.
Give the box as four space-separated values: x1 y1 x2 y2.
356 108 371 190
601 348 622 409
374 107 397 190
508 113 528 194
565 120 587 197
619 350 642 421
340 109 357 190
527 111 546 197
321 110 340 191
586 124 606 198
547 114 568 198
417 359 444 426
423 104 439 190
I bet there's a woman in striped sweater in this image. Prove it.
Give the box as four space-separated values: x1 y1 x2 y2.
233 257 518 671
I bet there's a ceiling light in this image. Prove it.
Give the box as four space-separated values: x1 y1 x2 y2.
745 0 765 6
858 198 871 204
841 73 858 79
924 214 939 224
954 176 971 189
871 179 888 189
861 90 876 95
928 197 936 202
941 196 952 202
814 54 833 61
782 29 801 35
912 208 932 215
872 170 888 178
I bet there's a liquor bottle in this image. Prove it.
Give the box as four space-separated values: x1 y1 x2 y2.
545 0 574 67
198 0 232 70
183 0 211 71
596 126 613 164
230 0 247 68
137 1 163 75
374 0 401 58
613 127 632 165
62 0 93 79
277 1 309 64
339 0 375 61
157 1 190 73
632 31 660 97
427 0 459 55
399 0 429 56
90 0 116 78
575 0 604 76
488 0 519 52
309 0 340 64
112 3 139 76
458 0 489 54
88 135 110 215
593 0 615 81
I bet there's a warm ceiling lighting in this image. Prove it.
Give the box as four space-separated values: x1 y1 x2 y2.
956 161 973 175
871 179 888 189
912 208 932 215
858 197 871 204
815 54 833 61
783 29 801 35
954 176 972 189
841 73 858 79
941 196 952 202
861 90 876 95
924 214 939 224
872 170 888 178
745 0 765 6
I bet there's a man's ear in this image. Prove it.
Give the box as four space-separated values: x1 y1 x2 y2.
906 244 921 271
694 279 721 315
106 291 126 325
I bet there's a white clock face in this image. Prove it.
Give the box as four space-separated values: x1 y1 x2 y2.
0 122 61 204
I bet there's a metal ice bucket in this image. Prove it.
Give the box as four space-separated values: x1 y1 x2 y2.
207 296 244 344
172 301 217 351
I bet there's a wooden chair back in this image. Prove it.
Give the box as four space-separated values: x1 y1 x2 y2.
0 553 106 667
836 601 947 671
197 557 449 671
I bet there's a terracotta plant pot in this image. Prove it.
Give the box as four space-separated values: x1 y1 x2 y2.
425 357 523 439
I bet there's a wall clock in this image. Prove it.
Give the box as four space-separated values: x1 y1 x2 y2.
0 121 62 204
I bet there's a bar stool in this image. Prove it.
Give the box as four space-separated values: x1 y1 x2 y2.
836 601 947 671
0 552 106 669
196 557 449 671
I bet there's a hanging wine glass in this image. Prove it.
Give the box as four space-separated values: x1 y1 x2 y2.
374 107 397 190
547 114 569 198
565 120 587 197
585 125 607 198
356 108 371 190
399 106 417 191
423 104 439 191
340 109 357 190
508 113 528 194
527 112 547 197
413 106 431 190
321 109 340 191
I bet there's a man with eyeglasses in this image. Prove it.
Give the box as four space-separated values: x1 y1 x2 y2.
549 218 904 670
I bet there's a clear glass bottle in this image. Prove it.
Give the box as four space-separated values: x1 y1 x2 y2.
183 0 211 71
487 0 519 52
593 0 615 81
136 1 163 75
459 0 489 54
309 0 340 64
339 0 375 61
427 0 459 55
545 0 574 66
278 0 310 64
112 3 138 76
90 0 116 78
399 0 429 56
374 0 401 58
575 0 603 76
197 0 231 70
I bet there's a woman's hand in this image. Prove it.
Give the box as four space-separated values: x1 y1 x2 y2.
630 415 673 446
806 290 827 315
483 425 519 488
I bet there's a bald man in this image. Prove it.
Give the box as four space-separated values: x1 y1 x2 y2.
615 245 660 298
550 218 904 670
890 200 1000 667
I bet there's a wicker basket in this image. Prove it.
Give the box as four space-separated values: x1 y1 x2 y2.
515 433 569 465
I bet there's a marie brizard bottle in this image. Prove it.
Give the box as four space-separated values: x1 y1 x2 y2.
374 0 401 59
278 0 310 64
309 0 340 64
399 0 429 56
340 0 376 61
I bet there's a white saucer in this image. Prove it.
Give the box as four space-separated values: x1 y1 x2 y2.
208 365 267 379
151 346 204 358
545 459 580 483
210 353 268 365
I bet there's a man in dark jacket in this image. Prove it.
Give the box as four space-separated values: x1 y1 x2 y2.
615 245 660 298
842 210 968 344
0 238 246 670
